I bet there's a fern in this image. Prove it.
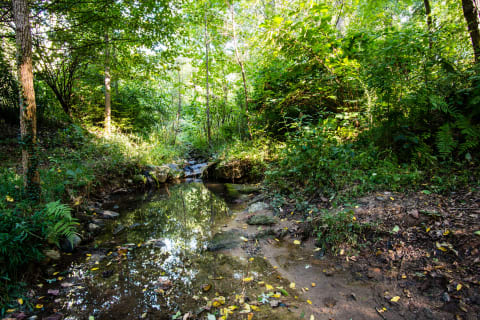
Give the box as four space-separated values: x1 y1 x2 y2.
436 123 457 157
43 201 78 246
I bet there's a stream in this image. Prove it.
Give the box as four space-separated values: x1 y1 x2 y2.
34 181 385 320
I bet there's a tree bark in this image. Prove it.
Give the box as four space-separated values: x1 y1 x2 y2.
462 0 480 63
204 4 211 146
423 0 433 49
13 0 40 199
228 0 252 139
104 32 112 135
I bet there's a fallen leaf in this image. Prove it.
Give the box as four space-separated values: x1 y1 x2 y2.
240 236 249 242
293 240 301 245
457 284 462 291
35 304 44 309
202 284 212 292
392 225 400 233
247 313 253 320
250 305 259 311
17 298 23 305
289 282 295 289
311 282 316 287
390 296 400 302
91 267 99 271
310 315 315 320
307 300 312 304
265 284 274 291
6 195 14 202
243 277 253 283
6 308 15 313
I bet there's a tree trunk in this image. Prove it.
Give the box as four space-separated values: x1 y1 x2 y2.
462 0 480 63
104 32 112 135
228 0 252 139
13 0 40 199
204 4 211 146
173 68 182 145
424 0 433 49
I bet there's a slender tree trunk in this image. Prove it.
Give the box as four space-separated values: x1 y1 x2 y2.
423 0 433 49
13 0 40 199
204 4 211 146
462 0 480 63
228 1 251 139
104 32 112 136
173 68 182 145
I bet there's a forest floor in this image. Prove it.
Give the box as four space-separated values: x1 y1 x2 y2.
257 189 480 320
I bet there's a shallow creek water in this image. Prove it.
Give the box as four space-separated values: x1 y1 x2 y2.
35 182 387 320
36 183 302 320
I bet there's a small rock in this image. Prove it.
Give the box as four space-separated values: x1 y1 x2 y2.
248 202 270 213
88 223 101 232
47 289 59 296
101 210 120 219
44 249 61 260
247 214 276 225
442 292 451 303
270 299 279 308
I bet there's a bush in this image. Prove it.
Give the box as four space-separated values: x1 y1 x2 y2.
315 209 368 253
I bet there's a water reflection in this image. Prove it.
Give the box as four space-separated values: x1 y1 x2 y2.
59 183 235 319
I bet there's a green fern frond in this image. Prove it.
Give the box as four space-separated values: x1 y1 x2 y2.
43 201 78 247
436 123 457 157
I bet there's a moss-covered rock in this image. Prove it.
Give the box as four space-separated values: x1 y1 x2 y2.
247 214 277 225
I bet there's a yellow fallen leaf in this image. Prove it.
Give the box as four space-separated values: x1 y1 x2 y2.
457 284 462 291
17 298 23 305
426 227 431 232
352 216 357 221
91 267 99 271
304 287 309 291
265 284 274 291
390 296 400 302
293 240 301 245
242 277 253 283
37 284 43 288
307 300 312 304
401 274 407 279
228 305 238 311
273 293 281 298
137 243 142 247
436 242 447 252
6 308 15 313
247 313 253 320
249 257 254 262
273 266 278 269
274 238 280 242
53 272 59 275
35 304 43 309
86 253 92 257
310 315 315 320
314 248 321 252
240 236 249 242
289 282 295 289
57 276 64 280
390 197 394 201
250 305 259 311
5 195 14 202
311 282 316 287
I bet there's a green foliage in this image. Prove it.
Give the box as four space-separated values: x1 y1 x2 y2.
315 209 367 253
265 118 424 198
43 201 78 246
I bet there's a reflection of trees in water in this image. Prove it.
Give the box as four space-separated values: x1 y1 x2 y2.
119 182 230 248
